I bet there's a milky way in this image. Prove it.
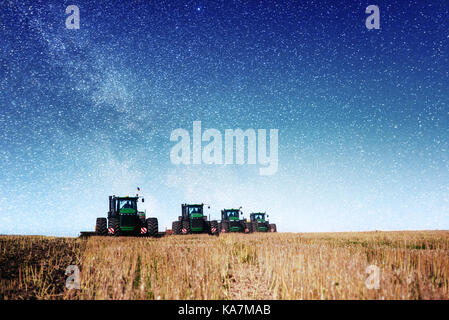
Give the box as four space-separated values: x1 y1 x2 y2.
0 0 448 236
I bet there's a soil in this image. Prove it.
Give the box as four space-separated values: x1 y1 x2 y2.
0 236 84 300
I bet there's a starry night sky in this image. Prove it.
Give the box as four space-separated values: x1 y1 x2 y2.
0 0 448 236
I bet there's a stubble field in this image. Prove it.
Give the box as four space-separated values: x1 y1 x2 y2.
1 231 449 300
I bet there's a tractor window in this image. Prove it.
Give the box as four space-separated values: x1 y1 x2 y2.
253 214 265 220
119 199 136 210
188 206 202 215
226 210 239 218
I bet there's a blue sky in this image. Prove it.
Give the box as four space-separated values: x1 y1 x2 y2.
0 0 448 236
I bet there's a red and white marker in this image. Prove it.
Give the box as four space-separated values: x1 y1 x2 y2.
245 228 249 233
221 229 226 233
141 227 148 234
181 228 187 234
108 227 115 234
211 227 217 234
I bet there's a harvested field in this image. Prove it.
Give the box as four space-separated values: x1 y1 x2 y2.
0 236 84 299
1 231 449 299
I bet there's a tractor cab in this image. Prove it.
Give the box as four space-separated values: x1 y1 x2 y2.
221 209 241 221
185 204 204 219
109 196 140 216
250 212 268 223
118 198 137 213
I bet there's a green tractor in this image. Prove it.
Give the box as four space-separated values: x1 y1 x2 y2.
171 203 219 235
218 207 249 233
248 212 277 233
95 195 158 237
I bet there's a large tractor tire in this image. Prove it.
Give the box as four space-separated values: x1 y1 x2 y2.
210 220 219 235
108 217 120 236
146 218 158 237
96 218 107 236
204 221 210 234
242 221 250 233
251 221 258 233
181 220 191 234
246 221 252 233
221 221 229 233
172 221 182 235
269 223 277 232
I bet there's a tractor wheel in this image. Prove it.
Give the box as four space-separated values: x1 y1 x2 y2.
218 222 222 232
108 217 120 236
251 221 258 233
242 221 249 233
269 223 277 232
204 220 211 234
95 218 107 236
210 220 219 235
146 218 158 237
182 220 190 234
221 221 229 233
172 221 182 235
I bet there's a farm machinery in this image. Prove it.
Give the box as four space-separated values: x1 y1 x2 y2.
218 207 249 233
92 195 159 237
248 212 277 233
171 203 219 235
